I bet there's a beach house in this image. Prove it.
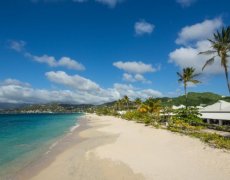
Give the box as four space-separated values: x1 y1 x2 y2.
200 100 230 126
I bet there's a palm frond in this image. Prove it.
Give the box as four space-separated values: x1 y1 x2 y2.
202 57 215 71
191 73 201 78
198 50 217 55
189 79 201 84
176 72 183 78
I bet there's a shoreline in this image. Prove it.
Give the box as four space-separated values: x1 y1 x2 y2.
12 114 230 180
10 115 87 180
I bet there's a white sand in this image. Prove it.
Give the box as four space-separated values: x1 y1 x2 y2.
31 114 230 180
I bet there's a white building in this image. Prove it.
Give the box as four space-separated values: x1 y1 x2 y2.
172 105 185 110
200 100 230 126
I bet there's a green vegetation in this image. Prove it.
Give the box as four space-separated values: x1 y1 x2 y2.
168 120 230 149
172 107 202 125
90 94 230 150
157 92 224 107
177 67 201 107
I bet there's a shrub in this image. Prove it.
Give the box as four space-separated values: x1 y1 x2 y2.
173 107 203 125
190 132 230 150
168 119 201 132
121 110 153 125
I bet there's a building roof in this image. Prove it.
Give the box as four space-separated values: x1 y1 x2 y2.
200 100 230 112
172 105 185 110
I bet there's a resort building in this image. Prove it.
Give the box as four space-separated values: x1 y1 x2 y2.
200 100 230 126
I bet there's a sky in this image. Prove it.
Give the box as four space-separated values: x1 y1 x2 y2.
0 0 230 104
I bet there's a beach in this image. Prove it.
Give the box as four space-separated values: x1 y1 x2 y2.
17 114 230 180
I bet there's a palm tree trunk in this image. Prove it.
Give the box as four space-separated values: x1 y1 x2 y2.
223 64 230 93
184 83 188 108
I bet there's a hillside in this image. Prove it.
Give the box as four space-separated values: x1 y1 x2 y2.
100 92 227 107
157 92 224 107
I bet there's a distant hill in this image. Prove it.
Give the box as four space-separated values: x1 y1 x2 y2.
157 92 224 107
0 103 95 113
0 92 229 113
0 103 29 110
99 92 228 107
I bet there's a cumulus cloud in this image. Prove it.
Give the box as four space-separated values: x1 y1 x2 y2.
114 61 156 84
135 20 155 36
113 83 162 99
1 79 31 87
176 0 196 7
9 40 85 71
0 73 162 104
113 61 155 74
27 54 85 70
176 18 223 45
46 71 100 91
123 73 151 83
169 40 222 74
169 18 225 75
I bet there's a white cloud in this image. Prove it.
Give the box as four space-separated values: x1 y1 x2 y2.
27 53 85 70
113 61 155 74
176 18 223 45
134 74 146 82
2 79 31 87
113 83 162 100
123 73 135 82
114 61 156 84
169 40 223 74
73 0 87 2
176 0 196 7
58 57 85 70
9 40 85 71
170 18 226 75
135 20 155 36
0 73 162 104
46 71 100 91
95 0 122 8
8 40 26 52
123 73 151 83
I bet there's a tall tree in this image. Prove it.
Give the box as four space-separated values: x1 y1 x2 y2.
122 95 130 110
199 26 230 92
177 67 200 107
134 98 142 108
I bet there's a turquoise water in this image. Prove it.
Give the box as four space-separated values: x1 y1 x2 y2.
0 113 82 178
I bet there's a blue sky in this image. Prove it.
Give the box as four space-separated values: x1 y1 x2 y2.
0 0 230 104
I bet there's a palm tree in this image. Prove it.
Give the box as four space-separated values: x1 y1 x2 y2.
144 98 162 121
122 95 130 110
199 26 230 92
134 98 142 108
177 67 200 107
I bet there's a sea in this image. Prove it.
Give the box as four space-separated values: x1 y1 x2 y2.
0 113 83 178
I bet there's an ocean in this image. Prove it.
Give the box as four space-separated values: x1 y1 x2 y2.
0 113 83 178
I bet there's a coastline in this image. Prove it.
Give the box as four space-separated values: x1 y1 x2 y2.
10 115 87 180
14 114 230 180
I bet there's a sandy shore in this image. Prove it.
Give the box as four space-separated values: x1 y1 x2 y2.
23 114 230 180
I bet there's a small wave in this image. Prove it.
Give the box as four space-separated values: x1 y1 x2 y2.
70 124 80 132
45 123 80 155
